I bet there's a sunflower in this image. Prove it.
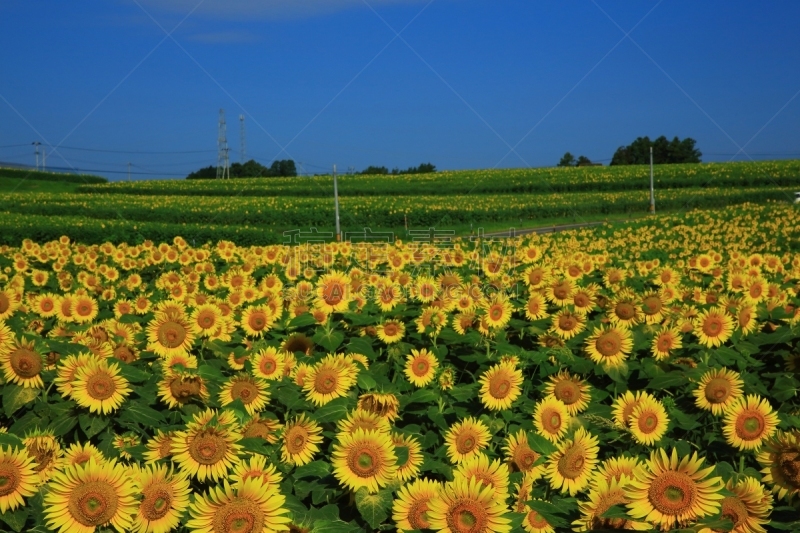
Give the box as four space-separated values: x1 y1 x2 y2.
522 265 551 289
315 270 352 313
550 310 586 340
453 453 510 500
415 307 448 336
607 291 642 329
573 476 650 532
427 477 511 533
533 396 571 442
0 337 44 388
144 430 176 463
241 414 282 445
756 429 800 502
545 428 599 496
404 348 439 387
439 366 455 391
393 478 441 532
585 325 633 370
414 275 439 303
23 431 63 482
147 311 196 358
543 371 591 415
131 464 191 533
280 332 315 357
629 397 670 446
626 448 724 531
722 395 779 451
331 428 397 493
63 442 105 468
281 413 323 466
737 304 759 336
157 370 208 409
43 458 137 533
358 392 401 421
693 368 744 415
393 433 424 482
694 307 734 348
171 412 242 482
71 294 99 324
252 347 285 380
481 294 514 330
190 303 223 338
545 277 576 306
640 291 668 324
71 358 132 414
502 430 543 478
218 375 270 415
651 327 682 361
186 477 291 533
376 319 405 344
524 293 549 321
32 292 59 318
337 408 392 435
240 305 275 338
611 391 654 429
375 282 403 312
444 417 491 465
0 287 21 320
303 354 357 406
230 455 282 488
593 456 642 486
478 361 523 411
0 445 38 513
697 477 772 533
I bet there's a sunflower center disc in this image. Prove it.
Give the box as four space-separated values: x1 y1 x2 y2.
557 445 586 480
315 369 338 394
778 452 800 486
553 381 578 405
214 500 263 533
616 303 635 320
553 283 570 300
158 321 186 348
640 413 658 432
559 316 577 331
705 378 731 403
408 501 430 529
10 348 42 378
548 412 561 431
231 381 257 404
720 496 747 529
597 334 620 357
648 471 696 516
348 446 379 478
384 324 398 337
68 481 118 527
415 360 429 376
0 465 19 496
0 293 9 313
141 486 172 520
189 432 226 465
489 377 511 399
736 411 765 440
527 510 549 529
643 297 662 314
456 432 477 455
448 501 486 533
490 306 503 320
286 427 308 454
87 373 116 400
704 318 722 335
249 313 266 330
515 446 538 471
323 282 345 306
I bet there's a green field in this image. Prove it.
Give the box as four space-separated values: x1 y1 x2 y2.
1 160 798 245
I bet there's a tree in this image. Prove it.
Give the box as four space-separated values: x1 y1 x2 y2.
611 136 701 165
557 152 576 167
360 166 389 175
186 159 297 179
359 163 435 175
576 155 593 167
186 165 217 180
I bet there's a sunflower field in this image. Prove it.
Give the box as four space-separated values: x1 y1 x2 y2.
0 203 799 533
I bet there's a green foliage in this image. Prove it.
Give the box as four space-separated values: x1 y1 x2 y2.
0 166 106 183
186 159 297 179
611 135 702 165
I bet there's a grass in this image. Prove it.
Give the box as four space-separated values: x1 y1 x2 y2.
0 176 80 194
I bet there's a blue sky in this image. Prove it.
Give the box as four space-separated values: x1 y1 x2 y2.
1 0 798 180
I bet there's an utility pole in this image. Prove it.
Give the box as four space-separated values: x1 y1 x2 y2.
333 164 341 242
32 142 40 170
217 109 230 179
128 162 131 182
42 146 46 171
239 115 246 165
649 146 655 214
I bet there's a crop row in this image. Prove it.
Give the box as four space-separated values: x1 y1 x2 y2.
73 160 800 197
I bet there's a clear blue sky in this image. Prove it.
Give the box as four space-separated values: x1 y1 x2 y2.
1 0 798 180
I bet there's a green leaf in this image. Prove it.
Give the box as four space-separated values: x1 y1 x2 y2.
313 397 355 424
2 385 39 417
120 402 165 426
0 432 24 448
448 383 478 402
355 487 391 529
357 372 376 391
647 372 688 390
311 520 361 533
526 432 557 455
0 506 29 532
294 460 331 479
79 413 110 439
115 361 151 384
401 388 438 407
772 375 798 402
314 329 344 352
395 445 409 467
288 314 318 329
239 438 272 455
50 409 79 436
601 505 631 520
525 499 567 528
346 337 376 358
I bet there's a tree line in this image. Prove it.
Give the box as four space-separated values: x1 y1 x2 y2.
558 136 702 167
186 161 436 179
